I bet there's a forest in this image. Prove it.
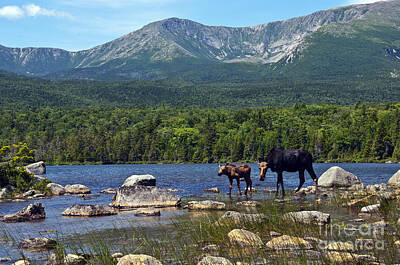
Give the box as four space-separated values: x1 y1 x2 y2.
0 103 399 164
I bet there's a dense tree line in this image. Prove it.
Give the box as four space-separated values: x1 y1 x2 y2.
0 104 399 164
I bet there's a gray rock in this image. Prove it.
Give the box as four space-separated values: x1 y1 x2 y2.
62 204 117 216
23 190 36 197
218 211 265 224
33 175 47 181
283 211 330 225
198 256 233 265
0 185 14 199
18 237 56 251
116 254 162 265
187 200 226 210
360 204 380 213
12 260 30 265
133 208 160 217
25 161 46 175
111 186 181 208
47 183 66 195
122 174 156 187
318 166 363 189
65 184 90 194
388 169 400 187
100 188 117 194
2 203 45 222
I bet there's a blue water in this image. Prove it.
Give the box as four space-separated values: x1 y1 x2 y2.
0 163 399 263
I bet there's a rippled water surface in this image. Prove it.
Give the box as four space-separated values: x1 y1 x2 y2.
0 163 399 262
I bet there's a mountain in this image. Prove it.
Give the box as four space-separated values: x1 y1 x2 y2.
1 0 400 81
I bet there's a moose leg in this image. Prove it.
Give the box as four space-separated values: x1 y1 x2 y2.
228 177 233 196
295 169 305 192
306 166 318 195
236 178 242 195
245 177 252 195
278 172 285 198
276 174 280 197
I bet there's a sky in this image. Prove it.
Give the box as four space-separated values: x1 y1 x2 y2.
0 0 389 51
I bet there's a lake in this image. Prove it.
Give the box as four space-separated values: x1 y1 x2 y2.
0 163 399 263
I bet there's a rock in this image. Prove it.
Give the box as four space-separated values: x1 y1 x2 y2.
25 161 46 175
283 211 330 225
325 252 355 264
394 240 400 247
2 203 45 222
197 256 233 265
201 244 219 255
47 183 66 195
33 175 47 181
236 201 259 207
269 231 282 237
62 204 117 216
0 257 11 262
65 184 91 194
12 260 30 265
187 200 225 210
112 253 124 259
326 242 355 252
133 208 160 217
18 237 56 251
366 183 389 194
218 211 265 224
33 193 45 198
0 185 14 199
360 204 380 213
318 166 363 189
100 188 117 194
64 254 86 265
388 169 400 187
266 235 312 250
116 254 162 265
346 195 377 207
228 229 263 248
111 186 181 208
23 190 36 197
122 175 156 187
203 187 219 193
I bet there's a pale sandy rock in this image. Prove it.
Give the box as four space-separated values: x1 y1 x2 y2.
116 254 162 265
266 235 312 250
187 200 225 210
47 183 66 195
283 211 330 225
65 184 90 194
228 229 263 248
197 256 233 265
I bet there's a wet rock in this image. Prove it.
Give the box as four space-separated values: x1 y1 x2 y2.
2 203 45 222
122 175 156 187
187 200 225 210
228 229 263 248
360 204 380 213
47 183 66 196
64 254 86 265
0 185 14 199
18 237 56 251
318 166 363 189
62 204 117 216
266 235 312 250
133 208 160 217
116 254 162 265
388 169 400 187
12 260 30 265
326 242 355 252
65 184 90 194
198 256 233 265
236 201 259 207
111 186 181 208
25 161 46 175
203 187 219 193
100 188 117 194
218 211 265 224
283 211 330 225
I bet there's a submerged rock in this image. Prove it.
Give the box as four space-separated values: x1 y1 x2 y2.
116 254 162 265
122 175 156 187
198 256 233 265
266 235 312 250
2 203 45 222
133 208 161 217
228 229 263 248
388 170 400 187
111 186 181 208
65 184 91 194
100 188 117 194
187 200 226 210
19 237 56 251
47 183 66 195
25 161 46 175
236 201 259 207
318 166 363 189
203 187 220 193
218 211 265 224
62 204 117 216
283 211 330 225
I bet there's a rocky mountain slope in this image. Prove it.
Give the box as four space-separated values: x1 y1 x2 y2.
0 0 399 80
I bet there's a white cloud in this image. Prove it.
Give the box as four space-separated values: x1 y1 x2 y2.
0 4 73 19
347 0 390 4
0 6 24 19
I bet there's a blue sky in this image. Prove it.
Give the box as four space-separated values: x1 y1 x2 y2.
0 0 388 51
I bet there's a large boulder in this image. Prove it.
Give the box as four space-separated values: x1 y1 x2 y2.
2 203 45 222
65 184 91 194
318 166 363 189
198 256 233 265
266 235 312 250
0 185 14 199
388 170 400 187
218 211 265 224
283 211 330 225
62 204 117 216
122 175 156 187
18 237 57 251
25 161 46 175
116 254 162 265
228 229 263 248
111 186 181 208
187 200 226 210
47 183 66 195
